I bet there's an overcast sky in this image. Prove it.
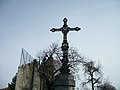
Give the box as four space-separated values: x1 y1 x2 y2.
0 0 120 89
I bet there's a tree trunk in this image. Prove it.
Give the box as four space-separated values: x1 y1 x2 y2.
91 74 94 90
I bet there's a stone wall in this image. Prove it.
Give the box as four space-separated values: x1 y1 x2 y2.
32 63 41 90
15 62 41 90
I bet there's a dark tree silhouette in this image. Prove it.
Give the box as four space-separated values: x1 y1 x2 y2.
36 42 116 90
82 60 103 90
36 42 84 90
8 73 17 90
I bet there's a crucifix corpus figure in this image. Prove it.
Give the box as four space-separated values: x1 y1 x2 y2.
50 18 81 73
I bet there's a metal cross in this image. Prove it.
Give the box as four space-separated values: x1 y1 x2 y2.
50 18 81 73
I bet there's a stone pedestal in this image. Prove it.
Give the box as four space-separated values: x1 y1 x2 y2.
54 73 75 90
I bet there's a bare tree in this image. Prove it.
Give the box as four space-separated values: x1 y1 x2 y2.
38 55 56 90
36 42 84 90
36 42 108 90
82 60 103 90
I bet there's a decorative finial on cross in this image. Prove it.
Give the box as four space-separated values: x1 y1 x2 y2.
63 18 68 22
63 18 68 27
50 18 81 73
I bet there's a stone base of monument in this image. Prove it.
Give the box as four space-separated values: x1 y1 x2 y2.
54 73 75 90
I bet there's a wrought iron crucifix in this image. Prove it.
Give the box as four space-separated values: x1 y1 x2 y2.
50 18 81 73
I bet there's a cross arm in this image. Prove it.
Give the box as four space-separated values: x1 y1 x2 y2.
68 27 81 31
50 28 62 32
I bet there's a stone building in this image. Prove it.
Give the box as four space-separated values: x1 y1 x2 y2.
15 49 42 90
15 60 41 90
15 48 55 90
